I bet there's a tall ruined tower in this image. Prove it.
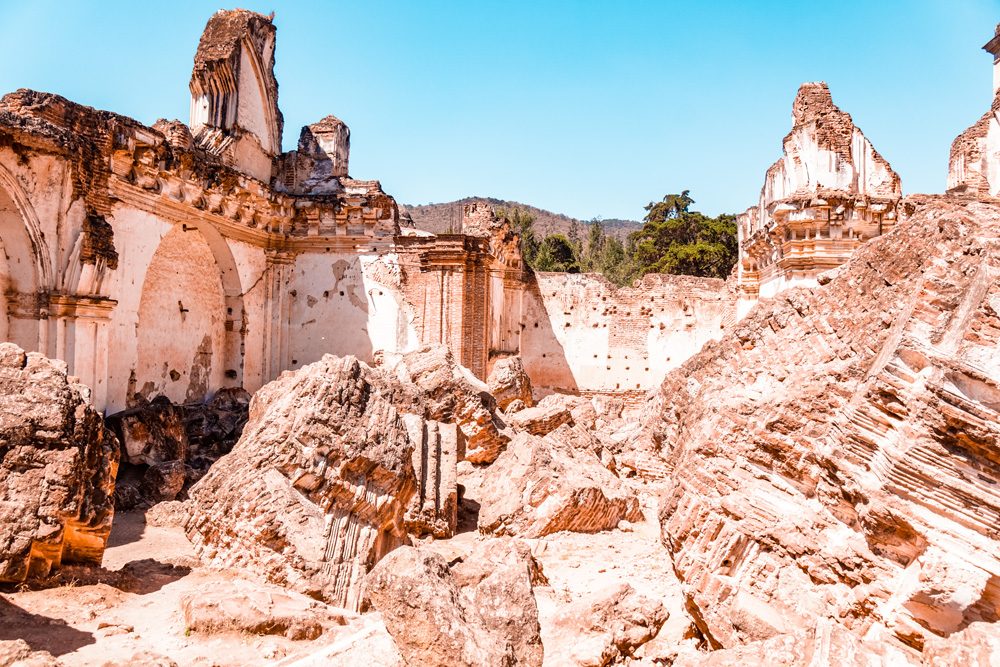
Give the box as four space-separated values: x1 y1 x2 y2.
735 82 900 316
189 9 283 183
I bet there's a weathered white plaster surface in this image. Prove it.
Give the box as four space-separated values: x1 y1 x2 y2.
284 253 417 372
134 225 227 404
521 273 733 401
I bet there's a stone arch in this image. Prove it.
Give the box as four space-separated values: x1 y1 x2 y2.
0 163 51 350
198 223 247 389
239 33 281 155
189 221 244 320
134 221 244 404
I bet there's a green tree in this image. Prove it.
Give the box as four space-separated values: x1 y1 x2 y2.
496 207 540 267
568 219 582 253
535 234 580 273
581 218 605 272
628 190 736 279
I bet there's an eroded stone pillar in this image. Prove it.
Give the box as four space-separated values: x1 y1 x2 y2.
402 416 460 538
49 295 116 411
263 250 295 383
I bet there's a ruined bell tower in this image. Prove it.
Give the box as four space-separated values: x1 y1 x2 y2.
189 9 283 183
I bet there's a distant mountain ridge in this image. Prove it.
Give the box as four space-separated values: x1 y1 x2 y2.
403 197 642 241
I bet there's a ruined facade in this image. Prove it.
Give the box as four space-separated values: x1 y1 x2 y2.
736 82 902 317
0 9 733 415
737 27 1000 319
0 10 412 415
947 23 1000 200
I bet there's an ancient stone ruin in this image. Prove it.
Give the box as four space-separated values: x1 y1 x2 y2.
655 196 1000 650
3 8 1000 667
0 7 732 419
735 81 902 317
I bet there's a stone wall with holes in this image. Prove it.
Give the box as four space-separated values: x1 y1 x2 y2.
520 272 736 397
0 8 738 415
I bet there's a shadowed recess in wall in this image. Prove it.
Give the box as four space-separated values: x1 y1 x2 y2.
135 225 227 404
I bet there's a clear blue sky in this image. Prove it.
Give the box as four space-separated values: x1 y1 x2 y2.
1 0 998 220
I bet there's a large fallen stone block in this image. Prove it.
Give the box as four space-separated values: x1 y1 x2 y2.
650 199 1000 649
363 541 544 667
478 431 642 538
505 399 528 415
451 538 547 667
542 583 667 667
105 395 187 466
391 344 510 464
544 422 617 473
184 355 419 610
179 578 352 640
0 343 119 582
507 403 572 437
536 393 596 429
487 356 533 411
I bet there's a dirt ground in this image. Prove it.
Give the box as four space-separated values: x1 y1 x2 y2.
1 475 687 666
1 511 337 666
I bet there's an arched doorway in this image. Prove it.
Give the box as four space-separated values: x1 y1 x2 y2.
0 173 47 351
134 224 235 404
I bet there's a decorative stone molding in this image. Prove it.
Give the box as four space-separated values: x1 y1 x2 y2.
736 83 901 315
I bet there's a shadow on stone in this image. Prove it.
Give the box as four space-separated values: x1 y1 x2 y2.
106 508 147 550
118 559 191 595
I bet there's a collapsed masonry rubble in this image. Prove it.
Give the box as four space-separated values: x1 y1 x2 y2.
363 539 546 667
478 429 643 538
0 342 118 582
5 9 1000 667
184 354 420 610
105 388 250 509
382 344 511 465
650 197 1000 650
182 339 657 620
